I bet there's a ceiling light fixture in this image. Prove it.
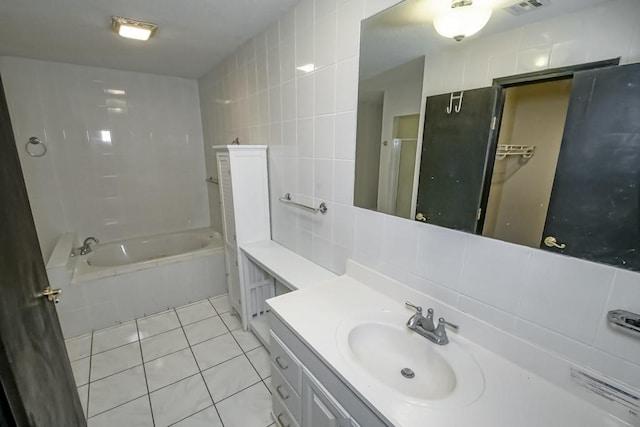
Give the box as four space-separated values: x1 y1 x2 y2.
433 0 492 42
111 16 158 41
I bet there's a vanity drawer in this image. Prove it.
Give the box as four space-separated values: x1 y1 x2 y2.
273 392 300 427
270 331 302 393
271 363 301 423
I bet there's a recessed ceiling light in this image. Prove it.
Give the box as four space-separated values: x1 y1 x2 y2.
111 16 158 41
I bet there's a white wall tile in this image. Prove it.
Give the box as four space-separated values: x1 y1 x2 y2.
296 73 315 118
459 236 530 314
314 65 337 115
593 270 640 365
332 160 355 204
297 118 314 158
337 0 365 61
381 214 419 272
416 224 467 291
1 57 208 259
196 0 640 389
334 111 357 160
314 159 334 201
314 115 335 159
518 251 614 344
335 57 359 112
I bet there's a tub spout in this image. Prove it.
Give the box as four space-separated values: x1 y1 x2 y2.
78 237 99 255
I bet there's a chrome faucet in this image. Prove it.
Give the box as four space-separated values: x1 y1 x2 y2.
405 301 458 345
78 237 99 255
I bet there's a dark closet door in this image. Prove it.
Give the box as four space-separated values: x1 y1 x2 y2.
541 63 640 271
416 87 500 232
0 76 86 425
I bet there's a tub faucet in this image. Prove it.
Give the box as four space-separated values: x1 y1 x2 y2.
405 302 458 346
78 237 99 255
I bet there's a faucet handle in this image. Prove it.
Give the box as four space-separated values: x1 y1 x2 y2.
405 301 422 313
438 317 459 331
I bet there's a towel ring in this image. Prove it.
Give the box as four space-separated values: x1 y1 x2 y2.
25 137 47 157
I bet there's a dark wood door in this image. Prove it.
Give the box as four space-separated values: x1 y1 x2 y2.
416 87 500 232
0 77 86 425
542 63 640 271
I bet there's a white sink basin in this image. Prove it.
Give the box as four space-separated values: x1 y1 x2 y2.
336 310 485 409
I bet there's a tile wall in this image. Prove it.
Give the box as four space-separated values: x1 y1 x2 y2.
198 0 640 389
0 57 210 259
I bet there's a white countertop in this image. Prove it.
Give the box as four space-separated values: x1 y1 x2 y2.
241 240 337 290
267 274 631 427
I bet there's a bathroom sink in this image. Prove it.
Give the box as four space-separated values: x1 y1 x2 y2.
336 311 485 408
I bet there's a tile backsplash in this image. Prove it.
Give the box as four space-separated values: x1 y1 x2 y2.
198 0 640 390
1 57 209 258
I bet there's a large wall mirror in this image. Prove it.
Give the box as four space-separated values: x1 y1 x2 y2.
354 0 640 272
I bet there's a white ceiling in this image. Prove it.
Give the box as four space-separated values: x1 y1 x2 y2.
0 0 298 79
360 0 614 80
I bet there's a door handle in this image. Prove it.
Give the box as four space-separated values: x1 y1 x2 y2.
543 236 566 249
42 286 62 304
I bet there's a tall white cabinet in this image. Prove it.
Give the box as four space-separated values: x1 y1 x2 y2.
213 145 271 328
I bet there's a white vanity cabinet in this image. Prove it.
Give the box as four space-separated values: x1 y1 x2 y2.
270 312 389 427
302 369 350 427
214 145 270 326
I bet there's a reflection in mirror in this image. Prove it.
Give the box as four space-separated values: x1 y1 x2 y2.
353 0 640 272
355 57 424 217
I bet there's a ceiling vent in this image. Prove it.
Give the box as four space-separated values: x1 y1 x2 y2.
503 0 552 16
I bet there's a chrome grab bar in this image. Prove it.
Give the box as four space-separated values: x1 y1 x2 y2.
279 193 328 214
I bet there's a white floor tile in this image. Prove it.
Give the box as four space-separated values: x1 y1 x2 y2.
66 334 92 361
202 355 261 402
219 311 241 331
177 301 218 326
145 348 199 392
150 374 212 427
90 342 142 381
77 385 88 419
87 396 153 427
209 295 230 314
92 322 139 354
140 328 189 361
137 310 181 339
192 333 243 371
88 365 147 417
264 376 273 394
71 357 90 386
232 330 262 352
246 347 271 379
216 383 272 427
172 406 222 427
183 316 228 346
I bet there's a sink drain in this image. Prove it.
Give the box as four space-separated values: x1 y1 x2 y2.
400 368 415 379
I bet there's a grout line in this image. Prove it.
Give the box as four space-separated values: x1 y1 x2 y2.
85 331 94 420
88 362 144 384
87 392 150 420
85 296 235 424
167 404 216 426
225 312 272 397
135 319 156 427
175 307 226 427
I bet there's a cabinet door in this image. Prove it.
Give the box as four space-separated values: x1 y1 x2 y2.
224 248 241 311
302 369 349 427
217 153 237 249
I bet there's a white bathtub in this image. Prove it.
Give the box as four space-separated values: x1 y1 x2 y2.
73 228 222 283
51 228 227 338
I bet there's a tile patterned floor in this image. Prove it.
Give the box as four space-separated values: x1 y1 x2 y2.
65 295 275 427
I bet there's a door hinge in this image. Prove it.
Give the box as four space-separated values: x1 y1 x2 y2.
491 116 497 130
477 208 482 220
